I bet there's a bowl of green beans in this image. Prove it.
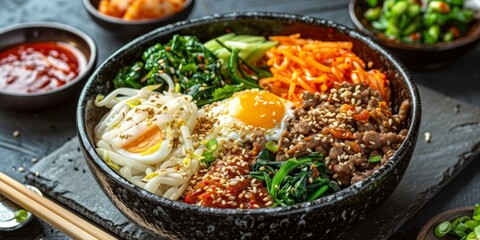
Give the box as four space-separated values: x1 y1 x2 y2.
417 203 480 240
349 0 480 69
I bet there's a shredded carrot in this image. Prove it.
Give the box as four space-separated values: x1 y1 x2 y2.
260 34 391 104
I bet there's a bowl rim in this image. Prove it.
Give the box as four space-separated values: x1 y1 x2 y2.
83 0 195 25
348 0 480 51
0 21 97 98
77 12 421 217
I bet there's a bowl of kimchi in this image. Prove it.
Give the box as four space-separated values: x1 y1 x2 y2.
77 12 421 239
83 0 195 37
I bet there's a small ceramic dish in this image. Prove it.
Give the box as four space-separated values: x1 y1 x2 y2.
83 0 195 37
417 206 475 240
0 22 97 110
349 0 480 69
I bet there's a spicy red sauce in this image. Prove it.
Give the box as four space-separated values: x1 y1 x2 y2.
0 42 86 94
184 153 272 209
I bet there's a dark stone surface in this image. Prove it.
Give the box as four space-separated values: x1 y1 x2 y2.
0 0 479 239
24 85 480 240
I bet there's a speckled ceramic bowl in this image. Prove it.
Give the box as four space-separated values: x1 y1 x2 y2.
77 12 421 239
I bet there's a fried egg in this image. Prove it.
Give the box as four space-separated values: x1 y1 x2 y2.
95 90 199 165
206 89 294 142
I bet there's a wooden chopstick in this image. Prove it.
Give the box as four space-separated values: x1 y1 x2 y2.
0 172 117 240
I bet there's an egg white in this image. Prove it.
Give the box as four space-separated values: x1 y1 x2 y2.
205 90 295 143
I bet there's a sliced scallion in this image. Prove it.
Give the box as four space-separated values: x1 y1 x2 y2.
368 155 382 163
265 141 279 153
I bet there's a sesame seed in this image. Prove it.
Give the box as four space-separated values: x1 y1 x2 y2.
424 132 431 143
12 130 20 137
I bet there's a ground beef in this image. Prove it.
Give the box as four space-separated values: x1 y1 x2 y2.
276 83 409 186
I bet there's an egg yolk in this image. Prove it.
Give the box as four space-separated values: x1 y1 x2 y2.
122 126 163 155
231 90 285 129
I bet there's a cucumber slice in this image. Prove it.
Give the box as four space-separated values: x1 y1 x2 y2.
246 40 278 63
204 33 236 51
230 35 266 43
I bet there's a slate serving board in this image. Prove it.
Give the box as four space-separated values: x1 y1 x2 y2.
24 84 480 240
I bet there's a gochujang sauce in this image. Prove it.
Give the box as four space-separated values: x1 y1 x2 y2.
0 41 86 94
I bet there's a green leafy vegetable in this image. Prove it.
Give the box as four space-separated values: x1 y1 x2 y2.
112 33 277 106
250 150 339 207
112 35 224 106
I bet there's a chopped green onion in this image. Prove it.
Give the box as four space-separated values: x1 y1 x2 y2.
455 222 469 232
368 155 382 163
14 209 28 223
434 221 451 237
474 203 480 217
475 225 480 237
205 138 218 152
265 141 279 153
201 151 215 166
466 231 478 240
465 220 479 230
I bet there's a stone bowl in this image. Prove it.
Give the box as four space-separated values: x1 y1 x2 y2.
77 12 421 239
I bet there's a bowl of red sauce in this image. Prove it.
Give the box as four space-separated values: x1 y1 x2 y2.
0 22 96 109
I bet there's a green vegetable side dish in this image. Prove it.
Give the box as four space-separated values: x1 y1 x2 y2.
250 150 340 206
364 0 476 44
433 203 480 239
112 34 277 106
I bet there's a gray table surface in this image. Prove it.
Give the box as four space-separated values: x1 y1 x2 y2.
0 0 479 239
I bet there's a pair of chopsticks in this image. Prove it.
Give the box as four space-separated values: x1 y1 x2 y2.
0 172 117 240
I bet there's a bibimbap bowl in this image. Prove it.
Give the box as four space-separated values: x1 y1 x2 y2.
77 12 421 239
